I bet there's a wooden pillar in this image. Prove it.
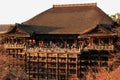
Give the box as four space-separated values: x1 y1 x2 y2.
56 54 59 80
98 38 101 45
28 53 30 80
76 54 78 79
109 37 113 45
11 37 14 43
66 53 68 80
24 52 27 72
8 49 10 71
37 52 40 80
46 53 48 80
108 37 111 45
90 37 94 46
110 37 112 45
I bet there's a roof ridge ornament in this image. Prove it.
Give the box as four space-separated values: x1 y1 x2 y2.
53 3 97 8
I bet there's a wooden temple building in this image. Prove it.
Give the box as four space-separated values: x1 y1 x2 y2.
0 3 120 80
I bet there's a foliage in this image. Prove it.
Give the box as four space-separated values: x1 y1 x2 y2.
109 13 120 25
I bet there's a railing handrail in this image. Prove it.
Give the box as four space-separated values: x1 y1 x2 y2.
84 45 114 50
26 47 80 53
4 43 25 48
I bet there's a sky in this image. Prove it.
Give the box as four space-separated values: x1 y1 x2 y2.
0 0 120 24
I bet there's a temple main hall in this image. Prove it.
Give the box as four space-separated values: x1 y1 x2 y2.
0 3 120 80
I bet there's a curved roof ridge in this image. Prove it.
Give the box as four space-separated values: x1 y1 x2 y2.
53 3 97 8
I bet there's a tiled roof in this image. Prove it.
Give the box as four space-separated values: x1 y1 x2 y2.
0 24 15 34
22 3 114 34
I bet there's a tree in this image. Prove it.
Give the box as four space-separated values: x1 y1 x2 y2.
116 13 120 24
109 13 120 25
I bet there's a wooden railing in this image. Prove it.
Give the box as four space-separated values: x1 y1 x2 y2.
25 46 114 53
26 48 80 53
4 44 114 52
4 44 25 49
84 45 114 50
